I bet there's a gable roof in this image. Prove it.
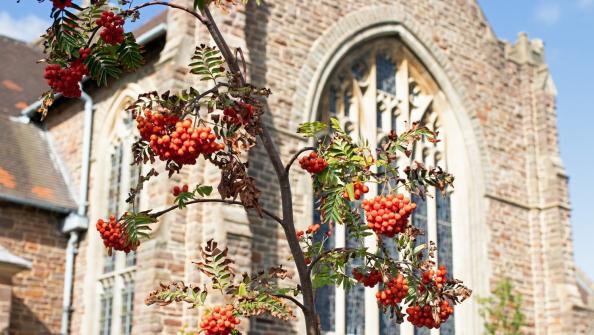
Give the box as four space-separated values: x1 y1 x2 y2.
0 36 47 117
0 115 76 212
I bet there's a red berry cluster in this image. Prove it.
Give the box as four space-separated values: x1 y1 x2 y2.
44 49 90 98
223 102 255 126
52 0 73 9
421 265 448 290
95 215 137 253
200 305 240 335
136 109 224 165
96 11 125 45
342 182 369 200
172 184 189 196
406 300 453 329
299 152 328 174
362 194 416 237
353 268 382 288
376 274 408 306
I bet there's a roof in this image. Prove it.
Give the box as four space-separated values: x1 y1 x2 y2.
0 243 31 272
0 12 168 213
0 115 76 212
0 36 47 117
133 10 168 38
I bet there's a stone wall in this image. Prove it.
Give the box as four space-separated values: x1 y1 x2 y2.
23 0 594 334
0 202 67 334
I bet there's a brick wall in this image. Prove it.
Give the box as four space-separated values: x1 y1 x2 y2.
0 202 67 334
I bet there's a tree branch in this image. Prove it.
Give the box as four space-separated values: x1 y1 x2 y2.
201 6 245 85
198 6 320 334
123 1 207 25
307 247 349 276
272 294 307 313
285 146 316 174
149 198 282 225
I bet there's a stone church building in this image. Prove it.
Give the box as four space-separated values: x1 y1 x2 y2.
1 0 593 334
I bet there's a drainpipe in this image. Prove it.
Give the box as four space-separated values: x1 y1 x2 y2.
60 86 93 335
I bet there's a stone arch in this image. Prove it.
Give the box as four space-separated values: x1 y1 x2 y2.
292 6 490 333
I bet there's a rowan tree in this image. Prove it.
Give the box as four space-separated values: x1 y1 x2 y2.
33 1 472 334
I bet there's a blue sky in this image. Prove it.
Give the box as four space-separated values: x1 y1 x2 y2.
1 1 592 279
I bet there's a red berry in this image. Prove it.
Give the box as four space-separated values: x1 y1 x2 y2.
361 194 415 237
353 268 382 288
376 274 408 306
44 59 88 98
406 300 453 329
96 11 125 45
200 305 240 335
52 0 73 9
96 216 138 254
299 151 328 174
343 182 369 200
136 108 224 167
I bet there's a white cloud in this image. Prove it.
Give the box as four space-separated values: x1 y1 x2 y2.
0 11 50 42
578 0 594 8
534 3 561 25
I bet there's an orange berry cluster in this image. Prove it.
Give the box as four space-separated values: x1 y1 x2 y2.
362 194 416 237
96 11 125 45
136 109 224 165
200 305 240 335
299 152 328 174
52 0 72 9
95 215 137 253
172 184 189 196
352 268 382 288
342 182 369 200
406 300 453 329
44 49 90 98
376 274 408 306
223 102 255 126
421 265 448 290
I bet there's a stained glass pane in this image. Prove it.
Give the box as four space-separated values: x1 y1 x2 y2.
125 252 137 267
344 90 351 118
376 54 396 95
103 253 115 273
414 327 430 335
121 280 134 335
379 237 400 335
313 203 335 332
346 204 365 335
329 88 337 117
351 58 367 81
437 192 455 334
100 285 113 335
412 194 427 247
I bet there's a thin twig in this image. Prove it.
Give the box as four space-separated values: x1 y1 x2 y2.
150 198 283 225
272 294 307 312
285 146 316 174
123 1 207 25
307 247 349 276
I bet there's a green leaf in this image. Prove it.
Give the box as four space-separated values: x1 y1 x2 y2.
346 183 355 201
297 121 327 138
195 185 213 197
189 45 227 82
84 47 122 86
194 0 206 10
117 33 143 71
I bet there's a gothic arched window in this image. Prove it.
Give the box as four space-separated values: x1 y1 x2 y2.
314 38 455 335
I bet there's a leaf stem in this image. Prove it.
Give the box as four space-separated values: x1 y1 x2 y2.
150 198 282 225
